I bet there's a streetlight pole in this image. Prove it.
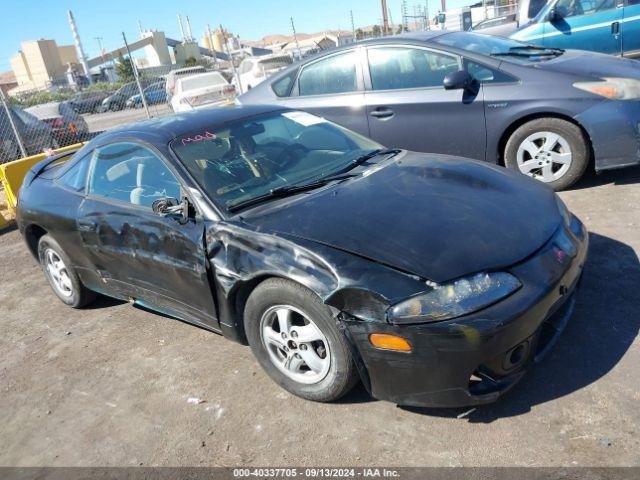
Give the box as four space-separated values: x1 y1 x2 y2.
122 32 150 118
220 24 242 95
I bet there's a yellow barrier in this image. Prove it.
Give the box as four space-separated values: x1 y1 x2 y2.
0 143 85 221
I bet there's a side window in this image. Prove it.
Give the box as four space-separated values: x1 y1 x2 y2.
298 51 358 96
58 152 92 192
529 0 547 17
465 60 515 84
88 142 181 208
555 0 616 17
367 47 459 91
272 69 298 97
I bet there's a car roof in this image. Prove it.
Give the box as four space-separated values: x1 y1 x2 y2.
25 102 61 118
93 104 287 144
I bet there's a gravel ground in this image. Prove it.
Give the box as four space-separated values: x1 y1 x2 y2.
0 167 638 467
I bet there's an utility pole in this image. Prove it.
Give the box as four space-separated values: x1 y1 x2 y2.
381 0 389 35
122 32 150 118
350 10 356 40
94 37 105 63
290 17 302 59
220 24 242 95
426 1 431 30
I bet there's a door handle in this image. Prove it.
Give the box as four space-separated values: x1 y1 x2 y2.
611 21 620 35
370 108 394 119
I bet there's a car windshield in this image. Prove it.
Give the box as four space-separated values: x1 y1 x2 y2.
435 32 564 61
170 110 383 211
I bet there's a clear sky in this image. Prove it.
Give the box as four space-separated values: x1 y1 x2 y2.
0 0 471 72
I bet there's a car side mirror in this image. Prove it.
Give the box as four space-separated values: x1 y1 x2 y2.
548 7 563 22
443 70 477 93
152 196 189 223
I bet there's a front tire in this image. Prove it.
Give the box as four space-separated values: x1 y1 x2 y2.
244 278 359 402
504 118 589 191
37 234 95 308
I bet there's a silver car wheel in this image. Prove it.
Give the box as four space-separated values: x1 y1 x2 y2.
45 248 73 298
260 305 331 385
516 131 572 183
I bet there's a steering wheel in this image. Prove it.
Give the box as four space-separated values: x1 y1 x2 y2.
272 143 310 169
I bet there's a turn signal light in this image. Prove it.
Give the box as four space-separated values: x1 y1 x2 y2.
369 333 412 352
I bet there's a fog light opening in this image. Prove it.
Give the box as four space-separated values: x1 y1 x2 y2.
510 344 525 365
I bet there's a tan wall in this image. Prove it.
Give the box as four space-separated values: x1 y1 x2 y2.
58 45 78 66
10 52 31 85
19 40 64 87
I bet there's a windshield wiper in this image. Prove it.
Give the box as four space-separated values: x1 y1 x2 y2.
491 46 564 58
227 174 356 213
509 45 564 53
228 149 401 213
327 148 402 178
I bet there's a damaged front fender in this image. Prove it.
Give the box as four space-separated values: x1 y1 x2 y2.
204 220 430 342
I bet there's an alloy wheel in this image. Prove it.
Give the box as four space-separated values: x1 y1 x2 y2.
516 131 573 183
44 248 73 298
259 305 331 384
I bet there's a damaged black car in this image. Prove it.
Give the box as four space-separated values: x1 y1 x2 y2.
16 105 588 407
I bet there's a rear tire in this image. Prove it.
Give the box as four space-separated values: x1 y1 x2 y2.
504 118 589 191
244 278 359 402
37 234 95 308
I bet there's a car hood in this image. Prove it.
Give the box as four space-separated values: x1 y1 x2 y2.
242 152 561 283
532 49 640 80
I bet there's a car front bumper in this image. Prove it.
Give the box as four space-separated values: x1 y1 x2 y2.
575 100 640 171
343 217 588 408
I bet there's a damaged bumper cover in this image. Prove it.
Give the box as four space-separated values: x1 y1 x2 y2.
342 217 588 408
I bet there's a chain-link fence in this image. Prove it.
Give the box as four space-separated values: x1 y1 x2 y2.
0 55 251 164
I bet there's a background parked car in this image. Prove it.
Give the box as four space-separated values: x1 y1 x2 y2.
1 104 57 162
511 0 640 56
26 101 91 147
473 0 548 35
68 91 112 114
126 81 167 109
99 79 158 112
239 31 640 190
238 55 292 91
170 72 236 112
165 66 207 103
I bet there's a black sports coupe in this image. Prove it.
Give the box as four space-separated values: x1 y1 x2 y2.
16 105 588 407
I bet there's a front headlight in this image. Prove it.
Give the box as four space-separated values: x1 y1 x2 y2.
573 77 640 100
387 272 521 324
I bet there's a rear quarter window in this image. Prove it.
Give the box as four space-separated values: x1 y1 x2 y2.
271 69 298 97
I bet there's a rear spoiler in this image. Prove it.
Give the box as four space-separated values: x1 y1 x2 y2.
24 148 79 187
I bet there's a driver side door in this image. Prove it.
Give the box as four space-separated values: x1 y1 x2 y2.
542 0 623 54
77 141 219 329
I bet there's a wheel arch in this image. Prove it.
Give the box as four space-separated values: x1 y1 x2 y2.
497 112 594 168
23 223 48 259
220 273 326 345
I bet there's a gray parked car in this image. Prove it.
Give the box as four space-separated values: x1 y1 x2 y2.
238 31 640 190
1 104 57 163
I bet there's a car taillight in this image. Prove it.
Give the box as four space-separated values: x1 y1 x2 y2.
46 117 65 128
